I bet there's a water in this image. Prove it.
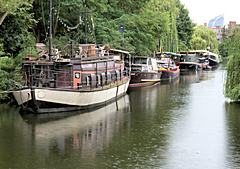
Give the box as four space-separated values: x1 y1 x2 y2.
0 68 240 169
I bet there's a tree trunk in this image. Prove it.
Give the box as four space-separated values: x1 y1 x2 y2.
0 12 8 25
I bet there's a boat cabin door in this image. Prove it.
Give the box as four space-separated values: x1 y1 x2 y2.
73 71 81 89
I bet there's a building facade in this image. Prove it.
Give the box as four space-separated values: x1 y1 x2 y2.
207 15 224 42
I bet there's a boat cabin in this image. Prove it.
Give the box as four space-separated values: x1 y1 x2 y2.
22 44 130 91
131 56 158 73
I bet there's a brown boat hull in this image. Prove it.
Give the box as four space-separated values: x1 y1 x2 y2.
129 72 161 88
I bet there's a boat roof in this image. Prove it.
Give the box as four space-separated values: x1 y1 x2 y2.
190 50 208 53
132 56 149 59
155 52 181 57
178 62 199 65
203 51 219 58
157 57 172 62
23 55 116 65
110 49 130 55
178 50 219 57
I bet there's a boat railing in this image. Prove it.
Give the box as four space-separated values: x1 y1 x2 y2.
27 76 129 91
23 67 129 90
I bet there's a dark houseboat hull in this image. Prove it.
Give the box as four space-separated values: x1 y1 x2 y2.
208 58 219 67
129 72 161 88
177 62 200 71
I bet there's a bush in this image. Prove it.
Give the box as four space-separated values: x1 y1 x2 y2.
0 56 22 102
225 54 240 101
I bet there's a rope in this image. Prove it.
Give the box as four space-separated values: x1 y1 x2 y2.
53 8 82 31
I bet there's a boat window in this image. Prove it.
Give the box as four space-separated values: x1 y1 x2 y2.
97 62 106 70
86 76 90 86
148 58 152 66
116 70 120 80
97 75 101 86
101 73 106 85
133 58 147 64
91 74 96 87
131 66 142 72
111 71 116 81
82 64 95 71
73 65 81 70
107 61 114 68
107 72 111 83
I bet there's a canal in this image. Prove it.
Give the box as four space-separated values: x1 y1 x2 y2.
0 67 240 169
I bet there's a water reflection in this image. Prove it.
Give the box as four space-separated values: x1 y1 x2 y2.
129 78 182 123
180 71 202 84
180 70 214 84
111 78 191 168
164 69 227 169
225 103 240 168
0 95 130 169
25 95 129 157
126 71 211 168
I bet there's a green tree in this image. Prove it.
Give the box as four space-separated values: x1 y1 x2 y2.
176 2 194 50
190 36 207 50
0 0 29 25
190 25 218 52
219 27 228 58
0 2 36 56
32 0 183 55
224 27 240 101
0 1 36 101
0 56 21 101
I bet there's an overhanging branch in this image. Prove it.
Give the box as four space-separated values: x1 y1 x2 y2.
0 12 8 25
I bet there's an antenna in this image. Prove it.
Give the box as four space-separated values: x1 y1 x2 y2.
49 0 53 61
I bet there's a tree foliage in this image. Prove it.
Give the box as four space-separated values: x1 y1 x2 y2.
0 57 21 101
176 2 194 50
32 0 184 55
190 25 218 52
0 2 36 56
0 1 36 101
224 28 240 101
0 0 33 25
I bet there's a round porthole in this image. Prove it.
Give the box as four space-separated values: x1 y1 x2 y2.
75 72 81 79
38 91 46 98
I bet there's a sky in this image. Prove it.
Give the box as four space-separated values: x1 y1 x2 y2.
180 0 240 25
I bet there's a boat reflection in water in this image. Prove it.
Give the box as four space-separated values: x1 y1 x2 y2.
21 95 130 158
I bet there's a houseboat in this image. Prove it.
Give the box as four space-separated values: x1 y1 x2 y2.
155 52 180 80
13 0 131 113
157 58 180 80
129 56 161 87
203 51 220 67
177 50 220 70
177 51 201 71
13 44 131 113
